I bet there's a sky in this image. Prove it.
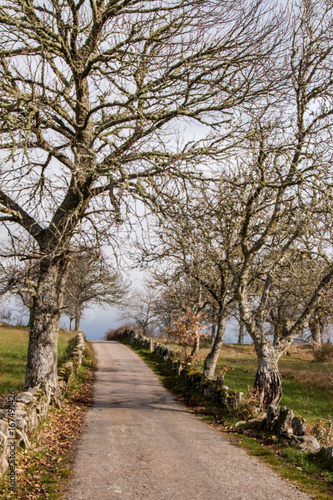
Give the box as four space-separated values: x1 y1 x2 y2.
69 304 250 344
61 306 121 341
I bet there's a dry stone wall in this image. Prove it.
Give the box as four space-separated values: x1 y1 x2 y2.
0 332 86 481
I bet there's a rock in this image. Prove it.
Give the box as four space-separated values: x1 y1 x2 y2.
16 392 34 404
203 381 216 398
0 431 8 478
28 386 43 397
234 414 266 431
244 416 266 430
233 392 245 409
0 420 8 436
176 362 182 375
15 409 29 418
266 405 278 431
275 407 294 434
234 420 247 428
251 406 263 417
292 416 306 436
15 416 27 435
290 435 321 453
320 446 333 461
26 409 38 433
319 446 333 469
15 428 30 449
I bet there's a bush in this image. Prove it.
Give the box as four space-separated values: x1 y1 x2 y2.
104 324 134 341
313 342 333 362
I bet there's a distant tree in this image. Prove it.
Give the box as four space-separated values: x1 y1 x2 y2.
0 307 12 324
140 193 235 379
63 248 128 331
264 256 333 348
0 244 127 331
167 304 207 363
149 273 209 337
123 286 157 336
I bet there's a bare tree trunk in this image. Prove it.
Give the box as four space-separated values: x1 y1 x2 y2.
211 321 216 346
202 315 226 380
254 343 283 408
273 323 283 345
75 310 81 331
238 318 244 345
210 306 217 345
309 318 322 349
69 317 74 331
25 258 68 396
190 333 200 359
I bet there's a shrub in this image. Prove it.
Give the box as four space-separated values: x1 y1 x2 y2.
313 342 333 362
104 324 134 341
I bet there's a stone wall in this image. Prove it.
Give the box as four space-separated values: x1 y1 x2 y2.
118 328 333 470
0 332 86 481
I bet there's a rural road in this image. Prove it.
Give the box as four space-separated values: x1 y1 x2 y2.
65 341 312 500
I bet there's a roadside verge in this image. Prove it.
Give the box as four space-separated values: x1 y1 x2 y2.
0 334 96 499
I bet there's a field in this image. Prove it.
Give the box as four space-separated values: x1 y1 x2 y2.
164 341 333 426
0 325 76 396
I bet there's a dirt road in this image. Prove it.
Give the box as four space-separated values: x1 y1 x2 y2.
65 341 312 500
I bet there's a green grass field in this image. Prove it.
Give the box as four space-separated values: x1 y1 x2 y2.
0 325 76 395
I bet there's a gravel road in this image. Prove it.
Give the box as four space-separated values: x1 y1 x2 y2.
65 341 312 500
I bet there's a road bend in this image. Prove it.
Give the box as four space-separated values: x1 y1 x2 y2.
65 341 312 500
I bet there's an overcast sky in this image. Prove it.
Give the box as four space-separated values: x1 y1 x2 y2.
73 305 249 344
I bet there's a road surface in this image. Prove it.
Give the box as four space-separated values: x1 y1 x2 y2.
65 341 312 500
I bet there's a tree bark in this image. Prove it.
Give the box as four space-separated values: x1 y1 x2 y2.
253 343 282 408
238 318 244 345
75 310 81 331
190 333 200 359
69 317 74 331
210 321 216 346
309 317 322 349
202 315 226 380
210 306 217 345
25 258 68 395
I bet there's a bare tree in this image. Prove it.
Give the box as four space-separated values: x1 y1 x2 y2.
63 248 128 331
264 255 333 348
0 306 12 324
0 243 127 330
221 0 333 407
166 303 207 363
123 285 158 336
144 0 333 406
150 272 208 334
0 0 281 395
139 193 236 379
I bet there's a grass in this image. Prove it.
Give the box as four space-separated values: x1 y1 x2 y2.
0 325 77 395
234 434 333 500
122 338 333 500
